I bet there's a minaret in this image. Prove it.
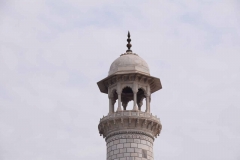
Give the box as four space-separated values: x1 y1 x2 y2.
97 32 162 160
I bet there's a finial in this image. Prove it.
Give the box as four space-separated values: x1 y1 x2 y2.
126 31 132 52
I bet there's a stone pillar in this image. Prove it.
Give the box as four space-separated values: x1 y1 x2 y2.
108 97 113 114
117 84 122 111
145 86 151 113
108 89 113 114
117 93 122 111
132 82 138 111
133 91 138 111
145 95 150 113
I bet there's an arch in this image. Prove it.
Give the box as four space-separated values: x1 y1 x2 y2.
142 98 147 112
122 86 133 94
110 88 118 112
127 100 134 110
137 88 146 111
111 88 117 96
138 86 147 95
121 86 134 110
121 84 133 91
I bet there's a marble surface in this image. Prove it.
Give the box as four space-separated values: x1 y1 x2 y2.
109 53 150 76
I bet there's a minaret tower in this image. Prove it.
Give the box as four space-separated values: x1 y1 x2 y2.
97 32 162 160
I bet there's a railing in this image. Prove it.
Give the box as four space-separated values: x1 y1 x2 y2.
100 111 160 122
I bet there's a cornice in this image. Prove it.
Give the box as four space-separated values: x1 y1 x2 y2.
97 73 162 94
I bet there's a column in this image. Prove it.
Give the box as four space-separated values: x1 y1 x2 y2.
108 96 113 114
132 90 138 110
117 92 122 111
108 89 114 114
117 83 122 111
132 82 138 111
145 86 151 113
145 95 150 113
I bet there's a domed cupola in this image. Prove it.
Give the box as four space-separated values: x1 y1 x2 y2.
109 53 150 76
109 32 150 76
97 31 162 94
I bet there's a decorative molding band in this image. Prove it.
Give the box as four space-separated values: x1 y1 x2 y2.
105 130 155 143
98 115 162 139
100 111 160 123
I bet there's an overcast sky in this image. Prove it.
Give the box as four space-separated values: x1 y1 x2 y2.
0 0 240 160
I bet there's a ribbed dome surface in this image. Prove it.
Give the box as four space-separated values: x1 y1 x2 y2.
108 53 150 76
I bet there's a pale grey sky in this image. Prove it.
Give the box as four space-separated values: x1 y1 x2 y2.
0 0 240 160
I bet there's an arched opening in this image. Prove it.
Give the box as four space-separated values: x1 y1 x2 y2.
121 87 133 110
141 99 146 112
112 89 118 112
110 86 149 112
127 100 134 110
137 88 146 112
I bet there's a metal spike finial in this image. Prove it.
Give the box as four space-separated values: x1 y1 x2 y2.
126 31 132 52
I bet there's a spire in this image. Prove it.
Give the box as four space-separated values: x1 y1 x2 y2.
126 31 132 52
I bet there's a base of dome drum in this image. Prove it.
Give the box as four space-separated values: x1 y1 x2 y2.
106 132 154 160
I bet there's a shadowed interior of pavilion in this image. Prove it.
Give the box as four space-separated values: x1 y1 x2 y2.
111 87 149 112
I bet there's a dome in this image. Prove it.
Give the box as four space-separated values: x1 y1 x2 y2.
108 53 150 76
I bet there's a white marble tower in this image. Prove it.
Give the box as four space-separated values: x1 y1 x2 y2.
97 32 162 160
